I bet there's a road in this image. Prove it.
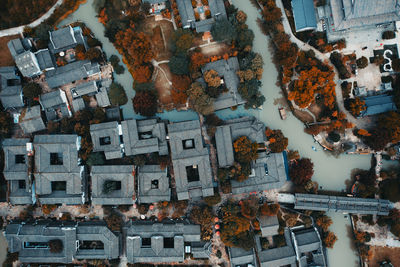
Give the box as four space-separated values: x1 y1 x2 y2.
0 0 63 37
275 0 369 129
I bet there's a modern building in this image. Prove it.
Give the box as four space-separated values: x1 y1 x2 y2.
324 0 400 41
19 105 46 134
39 89 72 121
125 221 210 263
176 0 227 32
91 165 135 205
48 25 87 54
121 119 168 157
360 94 397 117
215 117 288 194
90 121 123 160
0 66 23 109
167 120 214 200
291 0 317 32
34 135 86 205
294 193 391 215
2 139 32 205
45 60 100 89
5 221 119 263
200 57 245 110
137 165 171 204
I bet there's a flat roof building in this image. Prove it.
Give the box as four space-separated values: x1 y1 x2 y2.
291 0 317 32
167 120 214 200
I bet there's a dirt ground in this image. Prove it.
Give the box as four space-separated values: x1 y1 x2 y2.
368 246 400 267
154 63 173 106
293 109 315 123
0 34 20 67
200 42 230 58
140 17 174 61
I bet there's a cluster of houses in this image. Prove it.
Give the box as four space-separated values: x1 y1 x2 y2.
2 116 288 205
0 24 112 135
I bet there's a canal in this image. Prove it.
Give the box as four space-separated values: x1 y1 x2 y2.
0 0 385 266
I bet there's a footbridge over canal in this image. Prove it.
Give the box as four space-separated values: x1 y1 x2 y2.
277 193 391 215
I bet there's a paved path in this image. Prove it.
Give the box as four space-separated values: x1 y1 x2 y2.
276 0 369 129
0 0 63 37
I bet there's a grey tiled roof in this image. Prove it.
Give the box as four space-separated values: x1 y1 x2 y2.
39 89 71 121
259 215 279 237
215 117 287 193
91 165 135 205
2 138 29 181
257 229 296 267
0 66 23 109
45 60 99 88
5 221 119 263
7 38 26 58
229 247 257 267
35 49 55 71
176 0 195 28
19 105 46 134
329 0 400 31
95 87 111 107
142 0 167 3
125 221 201 263
291 0 317 32
8 180 33 204
292 228 321 254
34 135 84 205
90 121 122 159
294 193 391 215
360 94 397 117
5 221 76 263
202 57 245 110
71 81 98 98
48 25 87 54
167 120 213 200
15 51 41 77
121 119 168 157
72 97 86 112
137 165 171 204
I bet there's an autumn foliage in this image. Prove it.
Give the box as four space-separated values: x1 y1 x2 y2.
289 158 314 185
323 231 338 248
133 90 158 117
171 75 191 105
233 136 259 163
132 65 152 83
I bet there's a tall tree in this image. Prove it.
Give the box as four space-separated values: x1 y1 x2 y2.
133 90 158 116
289 158 314 185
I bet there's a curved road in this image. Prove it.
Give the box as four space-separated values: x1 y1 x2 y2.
0 0 63 37
275 0 369 128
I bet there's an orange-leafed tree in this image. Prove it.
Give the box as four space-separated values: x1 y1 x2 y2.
204 69 221 87
323 231 338 248
233 136 259 163
190 52 208 71
98 8 108 25
316 215 332 232
348 97 366 117
260 203 280 216
240 195 258 220
115 29 154 66
171 75 191 105
132 90 158 117
357 129 371 136
132 65 152 83
289 158 314 185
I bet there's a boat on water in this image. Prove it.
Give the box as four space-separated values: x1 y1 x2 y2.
312 146 317 151
279 107 287 120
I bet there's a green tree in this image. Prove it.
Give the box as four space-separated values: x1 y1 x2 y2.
211 19 237 42
23 82 42 102
108 82 127 105
170 29 194 53
34 24 52 42
169 54 190 75
238 79 265 108
187 82 214 115
0 111 13 138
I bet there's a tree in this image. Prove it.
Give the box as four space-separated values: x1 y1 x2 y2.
109 54 125 74
34 24 52 42
105 211 123 232
323 231 338 248
169 54 190 75
203 69 221 88
190 205 214 240
328 131 340 142
316 215 333 232
266 129 288 153
347 97 366 116
240 195 258 220
236 28 254 50
236 10 247 23
109 82 127 105
85 47 102 61
187 82 214 115
238 79 265 108
356 56 368 69
170 29 194 53
0 111 13 138
132 65 152 83
233 136 259 163
171 75 190 105
211 19 237 42
86 152 105 166
393 58 400 72
23 82 42 102
289 158 314 185
190 52 208 71
49 239 63 253
114 29 154 66
133 90 158 116
75 44 86 60
260 203 280 216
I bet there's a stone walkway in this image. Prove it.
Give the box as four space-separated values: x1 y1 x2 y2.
0 0 63 37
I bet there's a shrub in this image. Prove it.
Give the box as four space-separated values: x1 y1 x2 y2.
204 192 221 206
382 31 396 40
330 52 351 79
108 82 127 106
328 132 340 142
356 56 368 69
49 239 63 253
